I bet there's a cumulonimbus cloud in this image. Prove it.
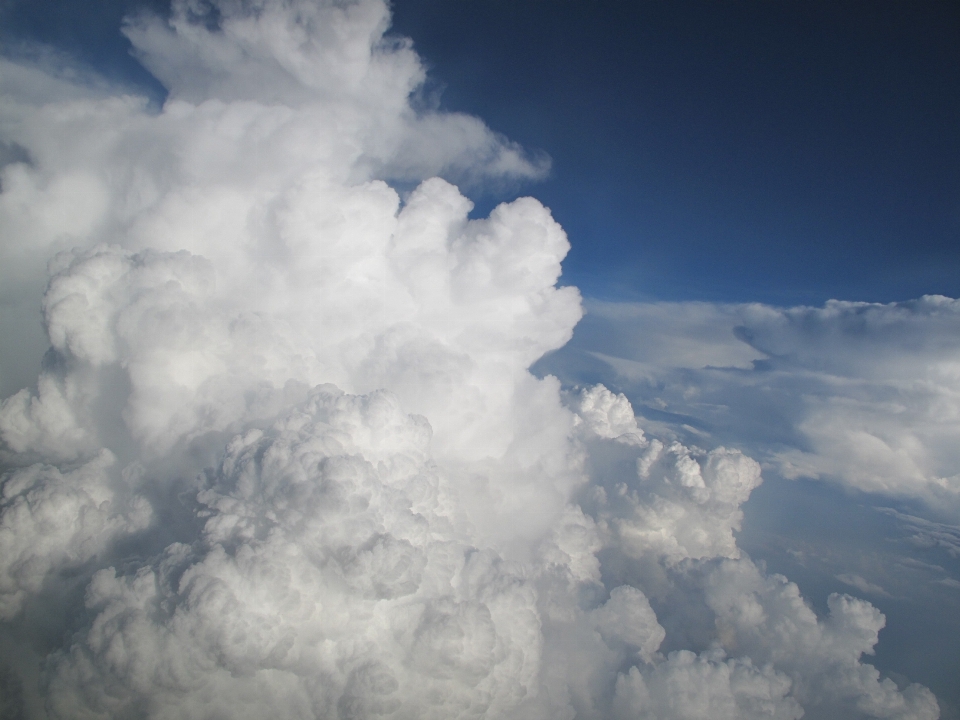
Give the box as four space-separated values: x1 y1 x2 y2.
0 0 942 717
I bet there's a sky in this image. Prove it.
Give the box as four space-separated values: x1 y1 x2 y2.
0 1 958 719
389 0 960 305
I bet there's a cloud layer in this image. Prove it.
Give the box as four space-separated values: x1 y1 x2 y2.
0 0 943 717
541 298 960 509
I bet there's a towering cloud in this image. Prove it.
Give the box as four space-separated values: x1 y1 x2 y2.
0 0 942 717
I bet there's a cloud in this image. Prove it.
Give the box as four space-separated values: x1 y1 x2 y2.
881 509 960 558
575 386 763 563
701 561 938 720
539 297 960 510
836 574 891 598
0 449 151 620
0 0 942 717
42 388 550 718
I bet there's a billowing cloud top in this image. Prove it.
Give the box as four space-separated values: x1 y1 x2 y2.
0 0 943 718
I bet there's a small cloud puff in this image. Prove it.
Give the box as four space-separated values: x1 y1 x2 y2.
836 573 891 598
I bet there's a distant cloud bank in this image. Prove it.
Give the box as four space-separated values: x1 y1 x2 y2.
541 296 960 512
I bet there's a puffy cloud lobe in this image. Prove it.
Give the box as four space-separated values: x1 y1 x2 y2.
575 384 646 445
0 372 99 462
555 386 935 718
1 180 580 453
0 0 547 401
0 0 943 717
3 246 270 459
2 179 580 460
45 387 544 719
620 442 761 561
124 0 549 186
703 559 940 720
589 585 665 663
613 650 802 720
0 450 151 619
574 387 761 562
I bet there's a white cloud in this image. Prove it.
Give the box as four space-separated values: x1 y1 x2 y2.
702 560 939 720
613 649 802 720
43 388 548 718
836 574 891 598
0 449 151 619
544 297 960 510
0 0 942 717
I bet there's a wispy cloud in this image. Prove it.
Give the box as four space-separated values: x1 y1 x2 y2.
836 573 890 598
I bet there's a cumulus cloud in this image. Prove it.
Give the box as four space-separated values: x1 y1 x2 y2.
0 0 941 717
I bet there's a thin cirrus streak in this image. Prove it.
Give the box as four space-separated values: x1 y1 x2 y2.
0 0 942 718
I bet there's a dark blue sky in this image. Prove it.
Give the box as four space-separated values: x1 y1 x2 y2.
389 0 960 305
4 0 960 305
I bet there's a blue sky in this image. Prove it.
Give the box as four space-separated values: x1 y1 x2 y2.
388 0 960 305
1 1 959 718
